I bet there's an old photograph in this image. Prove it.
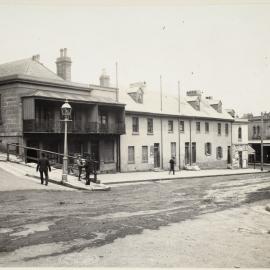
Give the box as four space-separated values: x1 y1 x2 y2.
0 0 269 267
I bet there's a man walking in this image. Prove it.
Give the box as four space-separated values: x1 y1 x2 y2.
76 155 83 181
36 153 51 185
169 156 175 175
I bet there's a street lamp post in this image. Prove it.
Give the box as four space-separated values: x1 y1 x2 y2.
61 99 72 182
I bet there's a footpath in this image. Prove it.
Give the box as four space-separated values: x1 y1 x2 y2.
0 153 267 191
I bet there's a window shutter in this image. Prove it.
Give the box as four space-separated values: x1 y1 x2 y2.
216 147 218 159
205 143 207 155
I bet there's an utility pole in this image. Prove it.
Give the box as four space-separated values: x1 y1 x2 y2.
160 75 163 169
115 62 119 102
261 112 264 171
177 81 181 170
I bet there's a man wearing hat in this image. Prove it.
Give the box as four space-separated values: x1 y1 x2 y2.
76 154 83 181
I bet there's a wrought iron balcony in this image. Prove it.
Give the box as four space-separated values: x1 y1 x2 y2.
23 120 125 134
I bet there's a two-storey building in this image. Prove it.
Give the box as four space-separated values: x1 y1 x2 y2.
0 49 125 172
119 85 235 172
245 113 270 163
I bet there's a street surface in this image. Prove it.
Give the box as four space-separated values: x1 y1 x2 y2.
0 167 270 267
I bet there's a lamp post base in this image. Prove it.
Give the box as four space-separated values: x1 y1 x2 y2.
62 174 68 182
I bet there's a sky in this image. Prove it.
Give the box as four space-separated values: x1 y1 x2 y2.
1 0 270 116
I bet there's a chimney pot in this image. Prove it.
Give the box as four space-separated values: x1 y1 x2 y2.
56 48 72 81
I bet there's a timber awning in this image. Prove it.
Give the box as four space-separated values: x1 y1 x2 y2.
22 90 125 106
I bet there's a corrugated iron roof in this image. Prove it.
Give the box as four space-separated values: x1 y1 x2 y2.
23 90 125 106
119 90 233 121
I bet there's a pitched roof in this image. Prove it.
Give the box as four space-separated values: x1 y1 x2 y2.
0 58 63 81
119 90 233 121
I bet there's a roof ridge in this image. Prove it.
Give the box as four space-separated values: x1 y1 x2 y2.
0 57 32 67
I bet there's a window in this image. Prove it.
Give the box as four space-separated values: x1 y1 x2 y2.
205 142 212 155
142 146 148 163
238 127 242 140
218 123 221 135
180 120 185 132
168 120 174 133
99 113 108 125
257 126 260 136
132 117 139 133
205 122 209 133
171 142 176 160
128 146 135 163
216 146 223 159
196 122 200 132
147 118 153 134
225 123 229 136
253 126 256 136
99 112 108 132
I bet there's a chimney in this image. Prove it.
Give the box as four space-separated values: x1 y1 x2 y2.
56 48 72 81
99 69 110 87
32 54 40 62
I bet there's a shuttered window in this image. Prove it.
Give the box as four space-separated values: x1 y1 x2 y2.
128 146 135 163
104 140 114 162
23 98 35 120
142 146 148 163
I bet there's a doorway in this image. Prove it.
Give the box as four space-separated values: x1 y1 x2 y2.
227 146 231 164
239 151 243 168
185 142 190 165
154 143 160 168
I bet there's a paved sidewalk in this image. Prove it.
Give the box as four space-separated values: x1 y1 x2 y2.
0 159 110 191
0 152 267 190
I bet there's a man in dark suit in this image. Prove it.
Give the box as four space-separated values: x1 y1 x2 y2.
84 156 93 185
36 153 51 186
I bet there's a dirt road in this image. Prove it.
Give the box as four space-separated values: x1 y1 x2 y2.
0 167 269 267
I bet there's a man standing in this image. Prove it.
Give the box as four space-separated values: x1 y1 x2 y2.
169 156 175 175
76 155 83 181
84 156 93 185
36 153 51 185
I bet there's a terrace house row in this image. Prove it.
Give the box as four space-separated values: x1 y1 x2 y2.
119 85 249 171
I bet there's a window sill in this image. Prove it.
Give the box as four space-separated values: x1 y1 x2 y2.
168 131 174 133
128 162 135 164
147 133 154 135
142 161 148 163
104 161 115 164
205 153 212 156
132 132 139 135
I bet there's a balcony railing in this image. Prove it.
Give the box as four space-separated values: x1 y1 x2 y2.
23 120 125 134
